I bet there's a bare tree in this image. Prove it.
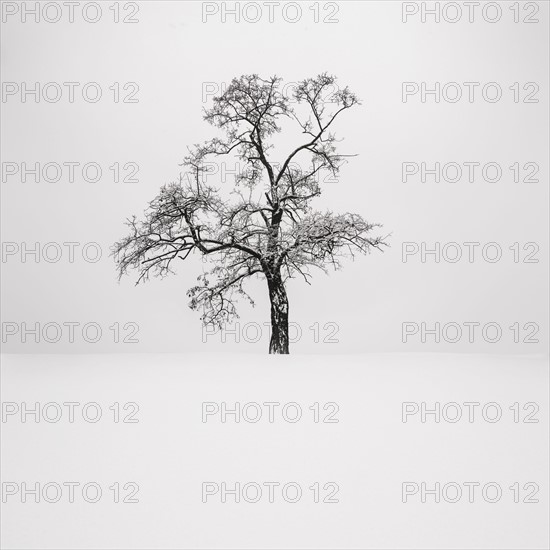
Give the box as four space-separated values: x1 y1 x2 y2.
113 74 387 354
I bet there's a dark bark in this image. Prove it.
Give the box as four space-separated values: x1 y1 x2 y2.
267 271 289 354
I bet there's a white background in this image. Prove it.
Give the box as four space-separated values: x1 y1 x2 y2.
1 2 549 549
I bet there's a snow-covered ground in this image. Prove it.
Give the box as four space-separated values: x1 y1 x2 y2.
1 353 548 549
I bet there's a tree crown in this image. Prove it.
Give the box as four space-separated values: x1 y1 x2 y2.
113 74 387 327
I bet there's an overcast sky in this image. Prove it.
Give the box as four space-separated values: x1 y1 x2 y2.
1 1 548 353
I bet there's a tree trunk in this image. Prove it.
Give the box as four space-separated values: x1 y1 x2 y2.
267 273 289 354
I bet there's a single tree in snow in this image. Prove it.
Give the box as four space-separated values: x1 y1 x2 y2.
113 74 387 354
